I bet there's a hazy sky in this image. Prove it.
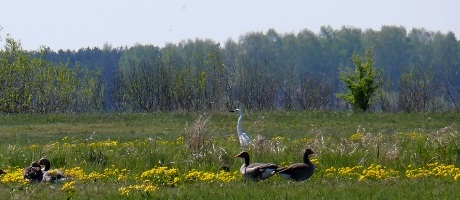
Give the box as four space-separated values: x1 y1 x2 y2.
1 0 459 51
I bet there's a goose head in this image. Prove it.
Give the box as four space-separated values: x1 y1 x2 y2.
303 149 314 162
235 151 249 159
23 162 43 182
39 158 51 171
235 151 250 165
304 149 314 155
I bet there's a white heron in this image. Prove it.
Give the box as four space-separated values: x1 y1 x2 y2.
230 108 251 147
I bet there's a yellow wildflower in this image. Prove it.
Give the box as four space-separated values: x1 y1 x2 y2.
350 133 364 141
405 162 460 180
359 164 398 181
119 182 158 196
1 167 28 187
61 181 76 193
271 136 284 142
141 166 180 186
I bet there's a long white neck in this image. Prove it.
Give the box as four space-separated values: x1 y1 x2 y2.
237 111 244 134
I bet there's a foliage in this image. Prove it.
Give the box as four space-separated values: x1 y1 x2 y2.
399 70 440 112
113 41 226 111
337 48 383 111
0 36 103 113
3 26 460 112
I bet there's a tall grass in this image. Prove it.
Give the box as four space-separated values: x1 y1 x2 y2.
0 111 459 199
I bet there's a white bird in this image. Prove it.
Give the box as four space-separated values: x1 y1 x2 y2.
230 108 251 147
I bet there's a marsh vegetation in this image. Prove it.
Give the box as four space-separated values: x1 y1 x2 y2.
0 111 459 199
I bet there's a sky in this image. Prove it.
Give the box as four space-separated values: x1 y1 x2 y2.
1 0 459 51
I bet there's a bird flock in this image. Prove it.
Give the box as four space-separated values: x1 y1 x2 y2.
230 108 315 182
235 148 315 182
22 158 66 183
2 108 314 184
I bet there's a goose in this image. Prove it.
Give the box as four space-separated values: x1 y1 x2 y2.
39 158 65 183
274 148 315 181
23 162 43 182
235 151 278 181
230 109 251 147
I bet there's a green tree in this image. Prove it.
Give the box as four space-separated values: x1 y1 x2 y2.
0 36 103 113
337 48 383 111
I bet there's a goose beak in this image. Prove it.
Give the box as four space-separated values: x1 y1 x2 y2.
235 153 244 158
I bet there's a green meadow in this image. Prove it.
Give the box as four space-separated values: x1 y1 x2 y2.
1 111 460 199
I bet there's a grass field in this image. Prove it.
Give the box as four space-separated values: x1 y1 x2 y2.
0 111 459 199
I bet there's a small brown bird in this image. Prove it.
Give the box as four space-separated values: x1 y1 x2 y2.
218 154 231 172
39 158 65 183
274 148 315 181
23 162 43 182
235 151 278 181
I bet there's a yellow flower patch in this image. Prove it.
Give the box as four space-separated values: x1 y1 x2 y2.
215 171 239 183
61 180 76 193
358 164 399 181
184 169 216 183
350 133 365 141
0 167 28 187
405 162 460 180
87 140 118 148
141 166 180 186
324 166 363 179
324 165 398 181
119 181 158 196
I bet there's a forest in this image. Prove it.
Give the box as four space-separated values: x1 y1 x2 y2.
1 25 459 113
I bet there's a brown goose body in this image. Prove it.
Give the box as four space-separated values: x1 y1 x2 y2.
218 154 231 172
23 162 43 182
235 151 278 181
39 158 65 183
218 165 230 172
275 148 315 181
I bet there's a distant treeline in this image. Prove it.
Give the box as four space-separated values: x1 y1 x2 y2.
2 25 460 113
